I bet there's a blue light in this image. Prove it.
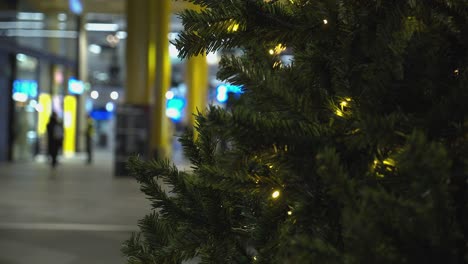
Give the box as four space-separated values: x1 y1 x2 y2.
166 97 186 122
90 109 112 120
13 80 38 98
106 102 114 112
69 0 83 14
68 78 84 94
216 84 243 103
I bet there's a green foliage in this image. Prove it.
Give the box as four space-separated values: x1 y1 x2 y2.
124 0 468 263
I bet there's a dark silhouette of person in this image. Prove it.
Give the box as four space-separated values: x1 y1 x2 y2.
85 114 94 164
46 112 63 168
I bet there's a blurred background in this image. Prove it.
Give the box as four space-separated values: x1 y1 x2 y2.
0 0 292 263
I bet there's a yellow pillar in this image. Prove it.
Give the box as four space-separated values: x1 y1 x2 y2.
125 0 171 159
148 0 171 159
184 3 208 135
186 54 209 134
125 0 151 105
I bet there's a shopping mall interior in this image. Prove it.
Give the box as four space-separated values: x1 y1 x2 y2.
0 0 234 263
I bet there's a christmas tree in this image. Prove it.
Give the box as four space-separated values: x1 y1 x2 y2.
123 0 468 263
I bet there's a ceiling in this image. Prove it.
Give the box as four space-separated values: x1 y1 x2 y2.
23 0 190 14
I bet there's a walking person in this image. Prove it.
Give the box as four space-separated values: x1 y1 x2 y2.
85 114 94 164
46 112 63 168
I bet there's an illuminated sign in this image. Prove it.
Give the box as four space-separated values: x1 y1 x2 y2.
166 97 186 122
12 80 38 102
68 78 84 94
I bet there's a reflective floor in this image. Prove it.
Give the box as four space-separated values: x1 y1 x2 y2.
0 146 189 264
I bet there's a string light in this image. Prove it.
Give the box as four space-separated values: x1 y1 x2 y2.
454 69 459 75
335 109 344 117
269 44 286 55
340 101 348 108
274 44 286 54
287 210 292 215
323 19 328 24
371 157 396 177
227 20 240 32
383 158 395 167
272 190 280 199
273 61 283 68
253 256 258 261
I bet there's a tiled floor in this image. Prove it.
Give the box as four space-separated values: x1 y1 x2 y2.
0 147 189 264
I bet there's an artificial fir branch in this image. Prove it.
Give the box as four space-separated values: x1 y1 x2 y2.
125 0 468 263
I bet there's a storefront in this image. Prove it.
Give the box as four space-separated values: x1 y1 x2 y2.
0 7 81 162
10 53 40 160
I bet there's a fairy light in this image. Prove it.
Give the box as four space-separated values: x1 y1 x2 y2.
335 109 344 117
272 190 280 199
372 159 379 170
227 20 240 32
253 256 258 261
454 69 459 75
383 158 395 167
287 210 292 215
340 101 348 108
273 61 283 68
269 44 286 56
274 43 286 54
323 19 328 24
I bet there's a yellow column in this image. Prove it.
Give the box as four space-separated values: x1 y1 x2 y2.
63 95 77 156
149 0 171 159
125 0 151 105
184 0 208 135
125 0 172 158
186 54 209 134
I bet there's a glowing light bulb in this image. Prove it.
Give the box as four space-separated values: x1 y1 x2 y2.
340 101 348 107
110 91 119 100
227 20 240 32
272 190 280 199
383 158 395 167
253 256 258 261
165 90 174 100
287 210 292 215
274 43 286 54
90 90 99 99
372 159 379 169
454 69 459 75
335 109 344 117
269 49 275 55
323 19 328 24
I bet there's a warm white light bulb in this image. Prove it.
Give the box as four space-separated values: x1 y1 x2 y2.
272 190 280 199
323 19 328 24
